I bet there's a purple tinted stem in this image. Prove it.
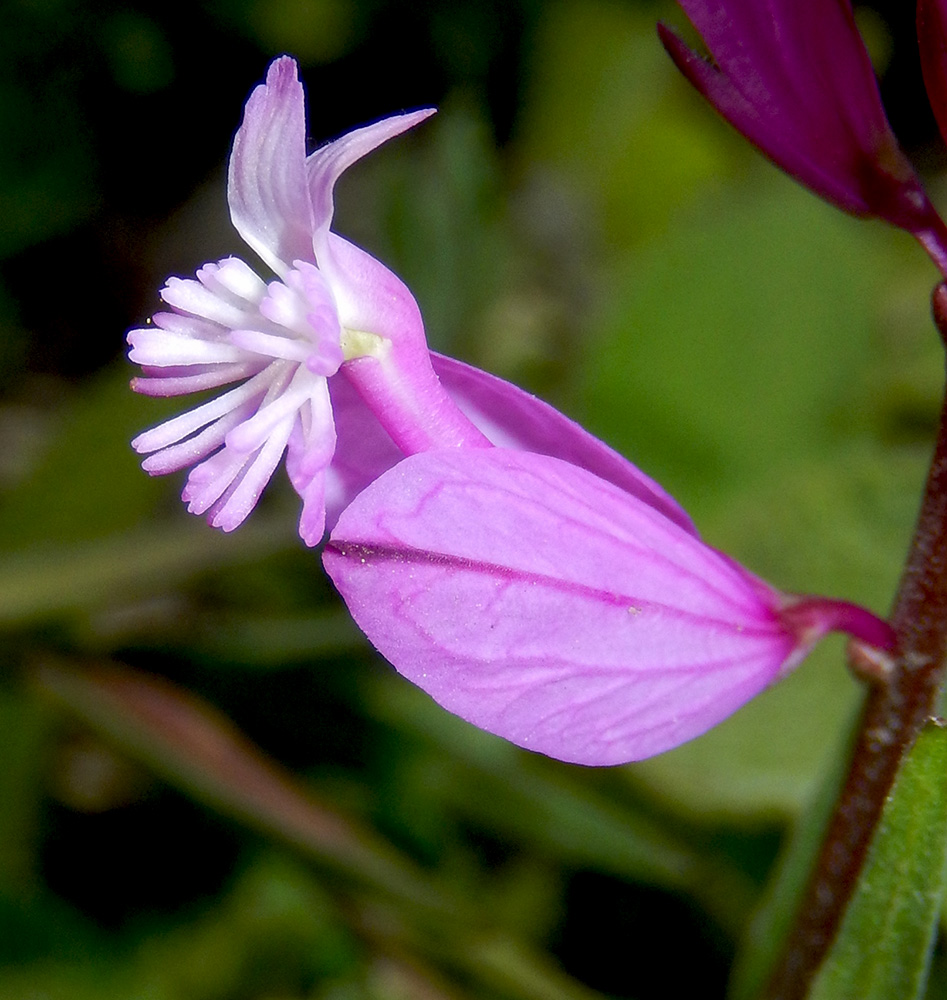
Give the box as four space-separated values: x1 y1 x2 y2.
764 283 947 998
779 597 897 654
914 213 947 281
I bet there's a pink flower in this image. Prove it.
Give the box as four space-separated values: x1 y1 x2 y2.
324 448 894 766
128 57 488 545
128 59 693 549
130 57 897 767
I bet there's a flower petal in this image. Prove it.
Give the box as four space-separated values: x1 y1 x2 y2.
182 446 252 515
306 108 435 249
131 367 274 454
659 0 934 231
328 235 491 454
321 354 699 536
225 365 320 453
324 449 795 765
321 233 423 345
286 381 337 546
160 275 259 329
140 400 256 474
920 0 947 153
227 56 315 276
209 414 296 531
431 353 698 536
323 374 402 528
131 362 260 398
127 329 249 367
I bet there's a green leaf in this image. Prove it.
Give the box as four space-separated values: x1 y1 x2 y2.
0 688 56 889
0 520 291 629
573 175 922 508
365 672 759 939
35 659 609 1000
0 853 360 1000
0 369 171 549
808 724 947 1000
518 0 738 246
727 719 856 1000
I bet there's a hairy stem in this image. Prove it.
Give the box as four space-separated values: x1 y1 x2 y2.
763 283 947 999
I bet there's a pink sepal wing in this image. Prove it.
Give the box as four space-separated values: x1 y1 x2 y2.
430 353 697 535
324 449 796 765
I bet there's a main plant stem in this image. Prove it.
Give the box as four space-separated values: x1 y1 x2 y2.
764 283 947 1000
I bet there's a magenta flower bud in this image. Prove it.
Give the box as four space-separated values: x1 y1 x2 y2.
659 0 947 272
920 0 947 153
324 449 894 766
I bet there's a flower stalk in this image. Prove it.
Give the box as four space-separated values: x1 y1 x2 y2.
763 283 947 999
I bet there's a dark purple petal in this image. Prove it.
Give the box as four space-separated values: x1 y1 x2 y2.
325 449 795 765
659 23 871 216
920 0 947 153
660 1 941 237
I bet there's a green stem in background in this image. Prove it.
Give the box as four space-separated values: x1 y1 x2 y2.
34 656 602 1000
763 283 947 1000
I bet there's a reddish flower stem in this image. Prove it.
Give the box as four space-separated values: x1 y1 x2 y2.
915 219 947 281
763 283 947 999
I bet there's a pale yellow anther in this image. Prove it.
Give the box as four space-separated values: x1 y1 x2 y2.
341 328 389 361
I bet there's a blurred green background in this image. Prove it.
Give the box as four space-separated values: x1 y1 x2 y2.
1 0 945 997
